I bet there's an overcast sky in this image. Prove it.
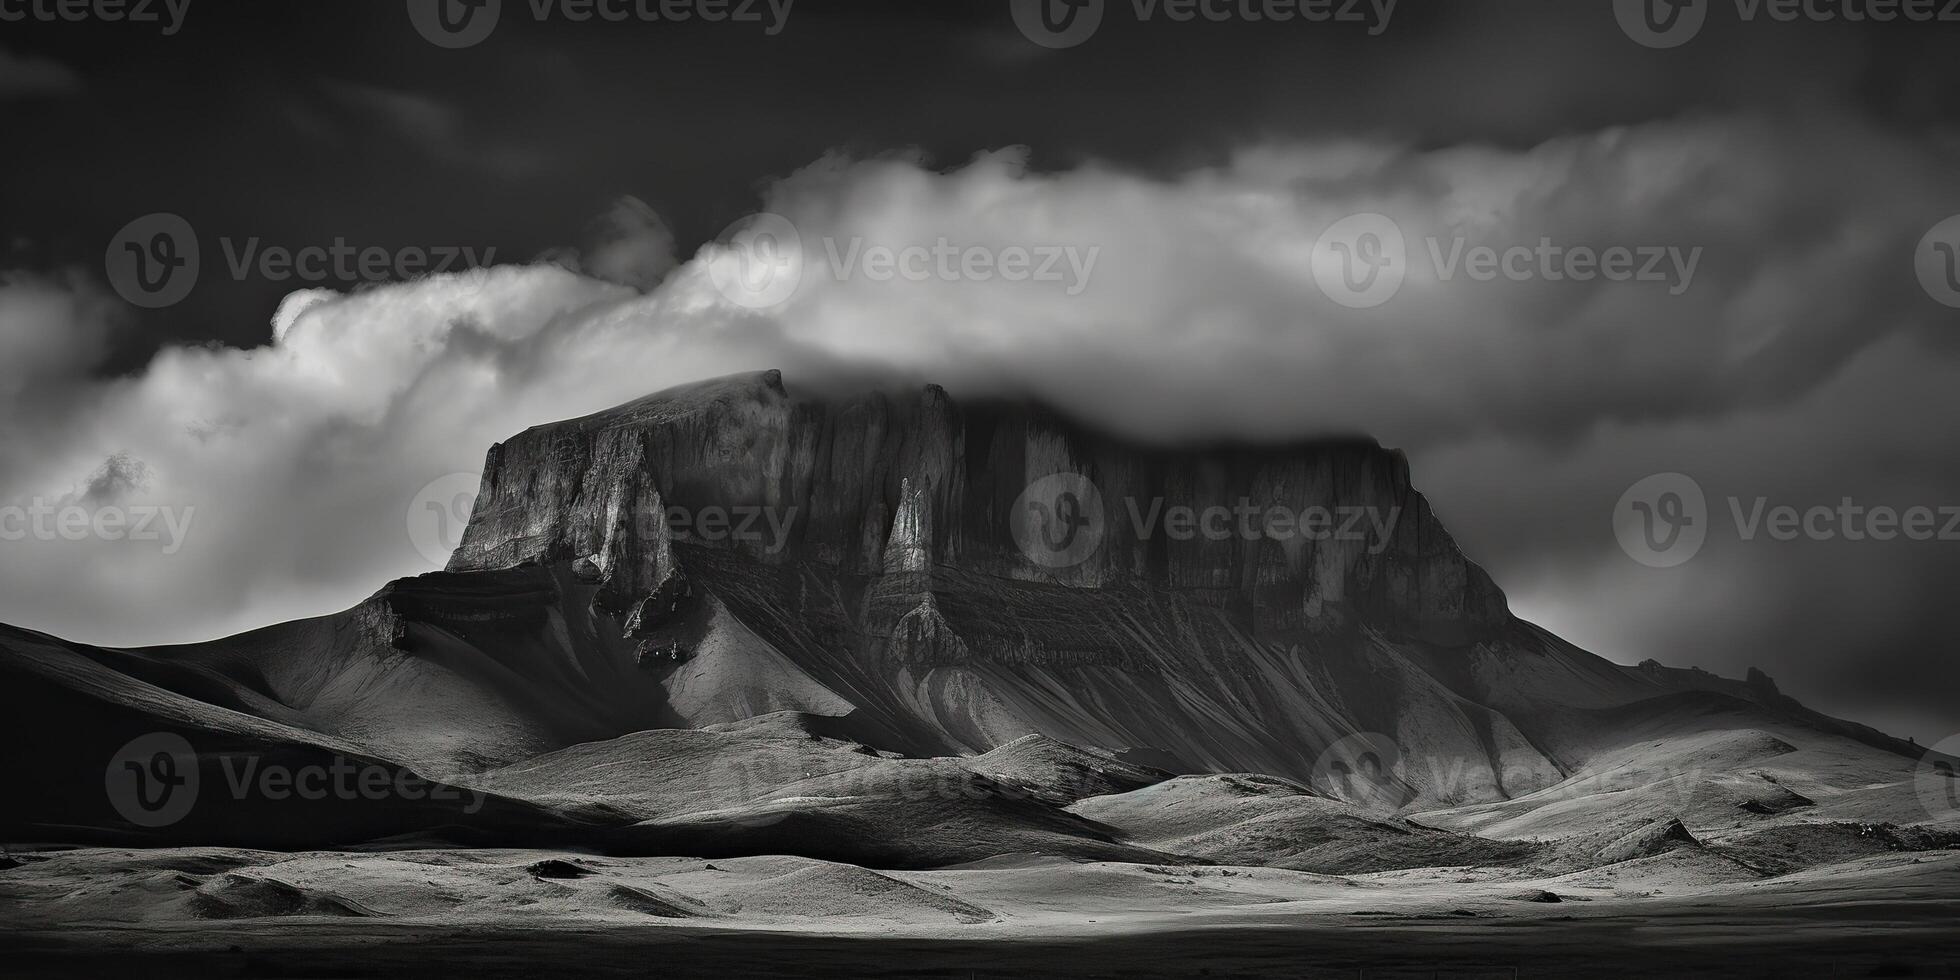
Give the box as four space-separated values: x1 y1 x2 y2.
2 0 1958 742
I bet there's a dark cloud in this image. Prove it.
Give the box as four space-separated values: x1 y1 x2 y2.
0 45 80 99
538 196 679 291
69 452 153 506
316 79 553 179
1420 334 1960 744
7 1 1959 364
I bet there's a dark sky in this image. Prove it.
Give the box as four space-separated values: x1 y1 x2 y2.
2 0 1959 742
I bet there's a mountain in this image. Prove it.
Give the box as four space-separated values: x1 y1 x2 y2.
0 371 1941 861
438 370 1915 792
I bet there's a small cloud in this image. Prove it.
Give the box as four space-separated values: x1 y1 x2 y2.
321 79 460 144
314 79 550 179
0 47 82 100
541 197 679 292
64 453 152 507
963 29 1054 68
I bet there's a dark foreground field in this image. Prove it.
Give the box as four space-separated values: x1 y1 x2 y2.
6 909 1958 979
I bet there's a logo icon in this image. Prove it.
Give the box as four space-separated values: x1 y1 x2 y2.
408 472 482 566
1312 213 1405 309
105 213 199 309
408 0 502 49
105 732 200 828
707 212 803 310
1615 472 1708 568
1614 0 1707 48
1011 0 1104 49
1915 214 1960 309
1311 732 1414 809
1915 735 1960 821
1010 472 1106 569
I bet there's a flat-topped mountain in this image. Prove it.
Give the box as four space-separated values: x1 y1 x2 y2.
0 371 1935 861
449 369 1507 646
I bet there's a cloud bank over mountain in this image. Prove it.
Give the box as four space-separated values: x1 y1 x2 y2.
0 109 1955 737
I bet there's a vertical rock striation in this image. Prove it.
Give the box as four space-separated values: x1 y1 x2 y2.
448 370 1510 651
433 370 1573 799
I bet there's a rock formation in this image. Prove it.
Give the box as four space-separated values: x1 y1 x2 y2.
0 370 1918 838
411 371 1907 803
449 369 1509 649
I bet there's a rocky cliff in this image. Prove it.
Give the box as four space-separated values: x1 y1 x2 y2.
450 370 1510 650
422 371 1579 802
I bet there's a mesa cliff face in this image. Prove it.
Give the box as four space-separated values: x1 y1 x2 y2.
450 370 1510 649
423 371 1572 802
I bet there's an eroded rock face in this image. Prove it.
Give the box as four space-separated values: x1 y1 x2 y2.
430 370 1548 798
449 370 1509 649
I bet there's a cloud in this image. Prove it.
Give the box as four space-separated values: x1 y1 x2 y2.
312 80 551 179
0 47 81 99
0 270 118 410
706 118 1953 449
538 196 679 291
67 452 153 507
1419 333 1960 742
0 110 1956 738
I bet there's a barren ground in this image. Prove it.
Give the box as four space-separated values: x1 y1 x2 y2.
5 846 1956 978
